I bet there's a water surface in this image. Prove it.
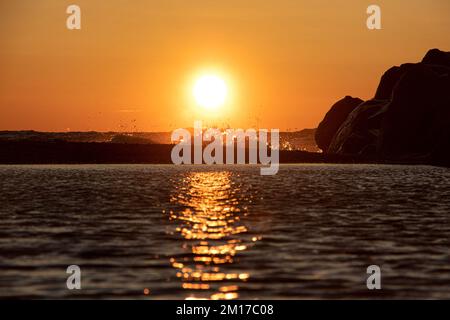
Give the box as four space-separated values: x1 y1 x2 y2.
0 164 449 299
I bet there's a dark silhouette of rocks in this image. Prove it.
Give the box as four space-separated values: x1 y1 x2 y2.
379 63 450 159
328 99 385 156
422 48 450 67
315 96 363 152
374 64 415 100
317 49 450 166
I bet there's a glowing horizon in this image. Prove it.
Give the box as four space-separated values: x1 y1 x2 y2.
0 0 449 132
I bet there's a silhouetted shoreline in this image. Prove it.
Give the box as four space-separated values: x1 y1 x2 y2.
0 140 433 165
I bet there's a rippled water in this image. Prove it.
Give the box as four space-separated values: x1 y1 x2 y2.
0 164 449 299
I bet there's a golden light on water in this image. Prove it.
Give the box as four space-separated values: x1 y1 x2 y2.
168 171 255 300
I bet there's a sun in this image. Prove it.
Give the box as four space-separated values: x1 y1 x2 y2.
193 75 228 110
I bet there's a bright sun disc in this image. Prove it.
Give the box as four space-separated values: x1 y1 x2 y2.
193 75 227 110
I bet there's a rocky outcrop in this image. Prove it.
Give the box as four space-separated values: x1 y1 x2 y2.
328 99 386 156
315 96 363 152
374 64 415 100
379 63 450 159
422 48 450 67
316 49 450 165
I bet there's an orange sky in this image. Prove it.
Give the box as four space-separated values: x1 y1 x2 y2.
0 0 449 132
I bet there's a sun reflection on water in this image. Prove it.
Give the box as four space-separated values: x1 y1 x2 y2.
168 171 255 300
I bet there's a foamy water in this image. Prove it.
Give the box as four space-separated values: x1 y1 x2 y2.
0 164 449 299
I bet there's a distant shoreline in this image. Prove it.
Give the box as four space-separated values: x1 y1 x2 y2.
0 140 433 166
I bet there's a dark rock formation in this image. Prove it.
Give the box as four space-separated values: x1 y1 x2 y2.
315 96 363 152
422 48 450 67
328 99 386 156
316 48 450 165
379 63 450 159
431 126 450 166
374 63 415 100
